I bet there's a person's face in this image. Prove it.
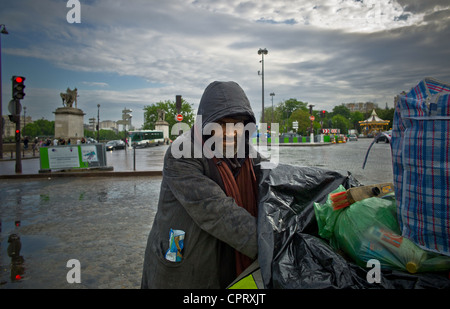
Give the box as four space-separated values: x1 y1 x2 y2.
217 117 245 156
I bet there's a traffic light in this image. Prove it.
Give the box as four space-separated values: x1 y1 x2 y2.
320 110 326 118
15 129 21 142
8 115 19 123
12 76 26 100
176 95 182 113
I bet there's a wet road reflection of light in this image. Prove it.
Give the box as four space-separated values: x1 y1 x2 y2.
0 177 162 288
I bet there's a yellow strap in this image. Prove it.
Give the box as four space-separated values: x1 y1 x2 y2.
228 274 258 289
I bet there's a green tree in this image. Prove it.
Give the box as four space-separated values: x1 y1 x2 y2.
289 109 310 134
376 108 394 130
23 119 55 137
143 99 195 140
84 129 125 141
331 114 350 134
263 98 309 133
349 111 364 133
332 104 351 119
262 98 308 124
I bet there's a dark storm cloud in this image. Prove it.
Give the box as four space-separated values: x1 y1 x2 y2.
1 0 450 125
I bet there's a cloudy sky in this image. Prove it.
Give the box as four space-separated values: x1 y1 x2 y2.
1 0 449 129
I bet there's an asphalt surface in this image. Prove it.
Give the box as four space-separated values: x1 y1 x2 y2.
0 139 394 288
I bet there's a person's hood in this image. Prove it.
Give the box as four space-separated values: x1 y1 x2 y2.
196 81 256 128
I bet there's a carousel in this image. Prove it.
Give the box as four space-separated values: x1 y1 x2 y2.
358 109 390 136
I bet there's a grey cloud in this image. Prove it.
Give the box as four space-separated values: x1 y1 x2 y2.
1 0 450 125
397 0 450 14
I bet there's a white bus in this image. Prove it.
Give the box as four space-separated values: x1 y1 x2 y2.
127 130 165 148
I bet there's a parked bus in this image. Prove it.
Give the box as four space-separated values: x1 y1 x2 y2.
127 130 164 148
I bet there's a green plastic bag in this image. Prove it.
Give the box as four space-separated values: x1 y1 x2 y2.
314 186 450 273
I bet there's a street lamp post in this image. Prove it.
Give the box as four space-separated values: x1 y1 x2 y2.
97 104 100 142
23 106 26 129
270 92 275 124
258 48 268 123
0 24 9 159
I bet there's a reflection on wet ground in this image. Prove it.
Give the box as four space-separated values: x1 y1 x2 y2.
0 176 162 288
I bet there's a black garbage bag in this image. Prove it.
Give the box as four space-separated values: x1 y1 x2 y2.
257 163 450 289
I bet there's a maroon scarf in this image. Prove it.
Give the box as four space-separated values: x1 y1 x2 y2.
213 156 258 276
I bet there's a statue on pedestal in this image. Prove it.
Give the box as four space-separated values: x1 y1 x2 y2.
157 109 166 122
60 88 78 108
155 109 169 144
55 87 84 140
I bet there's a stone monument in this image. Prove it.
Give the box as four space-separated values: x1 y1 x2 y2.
155 109 169 144
54 88 85 141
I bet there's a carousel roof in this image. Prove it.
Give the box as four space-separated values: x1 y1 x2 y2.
359 109 389 124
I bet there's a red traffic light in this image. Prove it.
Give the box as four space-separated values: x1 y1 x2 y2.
12 76 26 100
15 129 20 134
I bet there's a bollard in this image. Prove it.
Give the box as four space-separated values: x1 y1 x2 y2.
133 145 136 171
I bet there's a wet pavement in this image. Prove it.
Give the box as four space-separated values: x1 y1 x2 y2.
0 139 394 288
0 176 161 289
0 144 168 175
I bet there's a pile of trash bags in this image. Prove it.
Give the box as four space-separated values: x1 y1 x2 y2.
256 163 450 289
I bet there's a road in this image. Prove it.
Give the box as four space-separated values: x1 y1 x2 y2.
277 138 393 185
0 138 393 288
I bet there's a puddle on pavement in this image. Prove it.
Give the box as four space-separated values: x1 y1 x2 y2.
0 232 61 287
0 177 163 288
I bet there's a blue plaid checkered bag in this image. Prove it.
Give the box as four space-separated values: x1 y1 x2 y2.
392 77 450 256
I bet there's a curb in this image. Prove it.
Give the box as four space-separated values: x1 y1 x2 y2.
0 170 162 179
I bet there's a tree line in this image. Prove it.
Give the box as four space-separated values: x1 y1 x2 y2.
262 98 394 135
3 119 126 143
141 98 394 138
12 98 392 143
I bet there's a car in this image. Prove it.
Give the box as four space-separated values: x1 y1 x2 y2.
106 140 125 151
376 130 392 143
348 134 358 141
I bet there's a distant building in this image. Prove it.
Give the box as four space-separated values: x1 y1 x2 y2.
345 102 378 113
100 120 118 133
2 115 32 138
84 119 119 134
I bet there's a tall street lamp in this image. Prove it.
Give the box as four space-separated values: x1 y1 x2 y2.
270 92 275 124
97 104 100 143
0 24 9 159
23 106 26 128
258 48 268 123
97 104 100 142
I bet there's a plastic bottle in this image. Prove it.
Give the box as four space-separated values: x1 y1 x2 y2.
362 226 427 273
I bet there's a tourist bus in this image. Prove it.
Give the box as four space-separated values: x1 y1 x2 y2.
127 130 165 148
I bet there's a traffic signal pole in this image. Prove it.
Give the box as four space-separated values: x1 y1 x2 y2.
11 76 25 173
15 99 21 173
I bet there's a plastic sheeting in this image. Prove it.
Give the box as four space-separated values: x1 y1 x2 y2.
256 163 450 289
